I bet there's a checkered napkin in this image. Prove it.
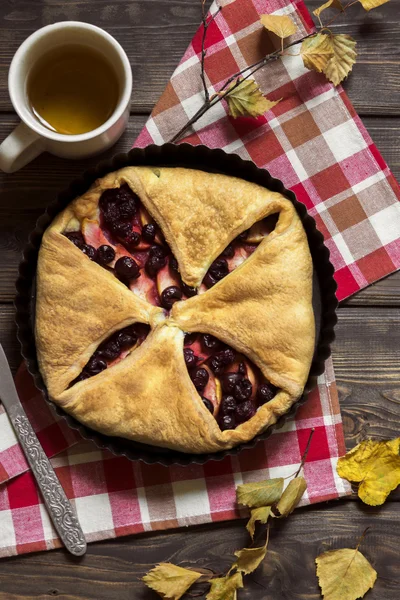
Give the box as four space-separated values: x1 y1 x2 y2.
1 0 399 558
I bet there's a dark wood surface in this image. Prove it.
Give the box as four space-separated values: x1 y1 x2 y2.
0 0 399 598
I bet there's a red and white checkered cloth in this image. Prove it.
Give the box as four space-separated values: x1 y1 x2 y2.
1 0 399 558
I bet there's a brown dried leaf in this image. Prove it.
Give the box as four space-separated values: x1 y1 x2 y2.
323 34 357 86
274 477 307 516
359 0 390 10
316 547 377 600
224 79 280 118
142 563 202 600
260 14 298 38
232 543 268 575
206 572 243 600
313 0 344 17
236 477 284 508
300 33 334 73
246 506 271 539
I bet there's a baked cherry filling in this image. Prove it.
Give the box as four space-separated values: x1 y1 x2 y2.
183 333 277 430
63 185 278 310
69 323 150 387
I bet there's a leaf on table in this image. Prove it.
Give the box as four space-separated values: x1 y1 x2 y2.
206 572 243 600
337 438 400 505
300 34 334 73
231 542 268 575
224 79 280 119
142 563 202 600
236 477 284 508
322 34 357 86
246 506 271 539
260 14 298 38
358 0 390 10
274 476 307 517
313 0 344 17
316 547 377 600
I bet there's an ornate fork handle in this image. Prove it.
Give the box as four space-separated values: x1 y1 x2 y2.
9 404 87 556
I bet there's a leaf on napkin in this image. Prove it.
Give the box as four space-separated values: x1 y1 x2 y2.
274 476 307 517
300 34 334 73
313 0 344 17
246 506 271 539
142 563 202 600
337 438 400 505
260 14 298 38
358 0 390 10
236 477 284 508
316 546 377 600
231 542 268 575
322 34 357 86
206 572 243 600
224 79 281 118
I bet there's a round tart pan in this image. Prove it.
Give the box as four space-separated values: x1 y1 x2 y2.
15 143 337 466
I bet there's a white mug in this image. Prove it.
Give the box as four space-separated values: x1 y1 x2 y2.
0 22 132 173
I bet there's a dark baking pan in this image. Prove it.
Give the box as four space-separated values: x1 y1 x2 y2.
15 143 338 466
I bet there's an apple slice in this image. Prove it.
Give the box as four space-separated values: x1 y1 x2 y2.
202 365 222 415
156 259 181 298
227 245 252 271
130 272 159 305
245 360 259 400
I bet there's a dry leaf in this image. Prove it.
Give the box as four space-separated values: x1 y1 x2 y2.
236 477 284 508
224 79 280 118
316 547 377 600
274 477 307 516
246 506 271 539
232 543 268 575
260 14 297 39
323 34 357 86
143 563 202 600
358 0 390 10
206 572 243 600
301 34 334 73
337 438 400 505
313 0 343 17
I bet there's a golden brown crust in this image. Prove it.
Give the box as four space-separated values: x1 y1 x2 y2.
36 166 315 453
36 229 164 397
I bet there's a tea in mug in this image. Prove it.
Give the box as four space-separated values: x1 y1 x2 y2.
27 44 120 135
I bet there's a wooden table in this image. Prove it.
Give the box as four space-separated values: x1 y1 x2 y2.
0 1 399 598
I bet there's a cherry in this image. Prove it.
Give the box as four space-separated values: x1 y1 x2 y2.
161 286 182 309
65 231 85 248
183 348 197 369
258 383 277 404
220 414 236 431
115 256 140 282
220 395 236 415
191 367 209 390
235 400 255 423
233 378 252 402
142 223 156 243
202 397 214 414
95 245 115 266
81 244 96 260
86 357 107 375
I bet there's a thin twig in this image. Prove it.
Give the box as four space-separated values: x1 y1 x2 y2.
294 428 315 478
200 0 210 102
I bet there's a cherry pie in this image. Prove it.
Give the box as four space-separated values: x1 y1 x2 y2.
35 167 315 453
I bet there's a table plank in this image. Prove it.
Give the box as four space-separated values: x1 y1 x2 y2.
1 305 399 448
0 113 399 305
0 501 397 599
0 1 399 115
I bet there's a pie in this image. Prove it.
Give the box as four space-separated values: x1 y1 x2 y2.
35 166 315 454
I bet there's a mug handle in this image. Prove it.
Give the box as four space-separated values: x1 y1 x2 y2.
0 122 44 173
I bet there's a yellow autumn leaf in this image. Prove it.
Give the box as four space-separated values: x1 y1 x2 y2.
300 34 334 73
322 34 357 86
316 547 377 600
246 506 271 539
260 14 297 39
359 0 390 10
206 572 243 600
274 476 307 517
236 477 284 508
337 438 400 505
231 543 268 575
224 79 280 119
313 0 343 17
142 563 202 600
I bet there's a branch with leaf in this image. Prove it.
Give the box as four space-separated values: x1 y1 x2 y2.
170 0 390 142
141 430 398 599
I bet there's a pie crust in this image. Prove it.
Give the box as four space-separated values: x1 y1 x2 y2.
36 166 315 453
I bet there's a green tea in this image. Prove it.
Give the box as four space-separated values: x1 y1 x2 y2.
28 44 119 135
